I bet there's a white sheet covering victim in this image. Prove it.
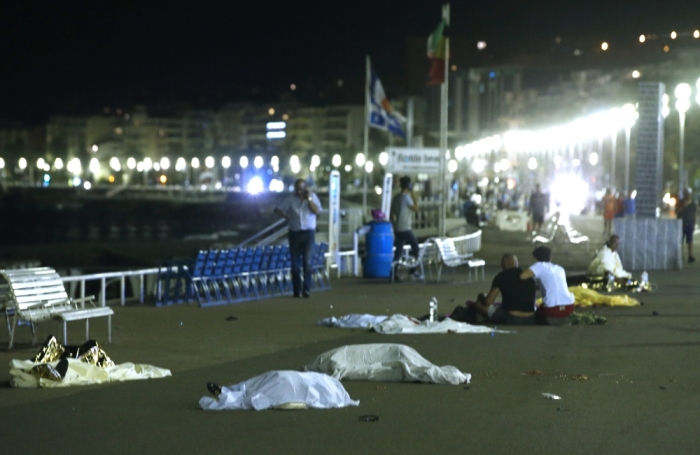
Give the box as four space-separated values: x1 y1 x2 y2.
10 359 172 388
304 344 471 385
317 313 389 328
373 314 503 334
199 371 360 411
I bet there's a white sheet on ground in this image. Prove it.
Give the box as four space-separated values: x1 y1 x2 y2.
9 358 172 388
304 343 470 385
199 371 360 411
317 313 388 328
374 314 506 334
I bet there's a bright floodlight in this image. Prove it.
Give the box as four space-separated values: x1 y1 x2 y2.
205 156 215 169
127 157 136 170
632 70 641 79
621 103 636 128
143 157 153 171
499 158 510 171
471 158 487 173
37 158 46 168
675 83 692 100
344 164 352 172
448 159 458 173
477 41 487 50
247 176 264 195
266 122 286 130
671 31 677 39
254 156 263 169
379 152 388 166
109 157 121 172
589 152 599 165
221 156 231 169
601 42 609 51
332 154 342 167
18 157 27 170
191 157 200 169
311 155 321 168
266 131 286 139
160 157 170 170
639 34 646 43
89 158 100 174
83 181 92 190
527 157 538 170
239 156 248 169
365 161 374 173
355 153 366 167
551 173 589 217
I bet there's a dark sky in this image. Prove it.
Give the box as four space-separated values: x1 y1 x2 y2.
2 0 698 123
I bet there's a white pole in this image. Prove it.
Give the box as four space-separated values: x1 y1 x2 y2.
438 3 450 238
363 55 371 218
624 126 631 194
610 132 617 191
679 111 686 193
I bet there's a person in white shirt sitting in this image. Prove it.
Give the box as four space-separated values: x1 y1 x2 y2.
587 235 632 283
520 246 575 325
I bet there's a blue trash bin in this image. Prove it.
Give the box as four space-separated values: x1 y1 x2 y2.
363 221 394 278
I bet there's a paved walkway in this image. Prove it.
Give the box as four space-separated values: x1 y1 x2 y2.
1 215 699 454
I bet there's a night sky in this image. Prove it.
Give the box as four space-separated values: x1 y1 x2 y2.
2 0 697 124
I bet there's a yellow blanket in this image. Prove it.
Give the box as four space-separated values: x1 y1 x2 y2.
536 286 641 308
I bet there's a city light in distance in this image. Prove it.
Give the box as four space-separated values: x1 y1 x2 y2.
266 122 286 130
664 45 670 52
0 158 4 169
311 155 321 168
601 42 609 51
268 108 275 116
332 154 342 167
247 176 264 195
160 157 170 170
671 31 677 39
290 84 296 91
477 41 487 50
221 156 231 169
290 155 301 174
355 153 366 167
589 152 599 166
269 179 285 192
282 114 289 121
471 158 487 173
266 131 286 139
632 70 641 79
83 181 92 190
18 158 27 170
72 177 81 187
375 185 382 195
143 157 153 171
379 152 388 166
92 145 98 152
695 30 700 39
344 164 352 172
37 158 46 168
127 157 137 170
448 159 458 173
136 162 144 172
191 157 200 169
108 175 115 183
153 162 161 172
639 34 646 43
110 157 121 172
160 175 167 184
365 161 374 173
239 156 248 169
205 156 215 169
527 157 538 170
89 158 100 174
271 156 279 167
254 156 264 169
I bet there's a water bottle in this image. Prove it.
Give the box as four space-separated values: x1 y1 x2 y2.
429 297 438 322
641 271 649 290
606 273 615 292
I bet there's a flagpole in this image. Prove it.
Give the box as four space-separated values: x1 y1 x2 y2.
438 4 450 237
407 97 414 148
363 55 370 218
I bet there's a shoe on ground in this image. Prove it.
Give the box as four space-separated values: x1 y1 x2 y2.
410 272 424 280
302 291 310 298
690 256 696 263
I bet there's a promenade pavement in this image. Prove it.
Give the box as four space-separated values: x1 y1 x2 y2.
1 215 699 454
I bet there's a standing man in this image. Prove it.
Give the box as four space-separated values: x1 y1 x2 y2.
602 189 617 237
528 184 549 233
390 176 420 281
677 188 697 263
520 246 575 325
274 179 322 297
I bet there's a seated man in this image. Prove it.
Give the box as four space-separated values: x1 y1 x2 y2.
588 235 632 282
520 246 575 325
468 254 537 325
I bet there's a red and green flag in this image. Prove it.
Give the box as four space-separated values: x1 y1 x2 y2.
427 19 446 85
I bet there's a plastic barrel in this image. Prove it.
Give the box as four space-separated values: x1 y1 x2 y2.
363 221 394 278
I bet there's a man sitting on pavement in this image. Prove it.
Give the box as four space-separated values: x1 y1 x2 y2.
588 235 632 282
469 253 537 325
520 246 575 325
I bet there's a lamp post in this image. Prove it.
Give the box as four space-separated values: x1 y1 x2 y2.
621 103 636 194
675 83 691 193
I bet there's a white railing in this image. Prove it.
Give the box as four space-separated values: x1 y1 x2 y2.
60 268 164 307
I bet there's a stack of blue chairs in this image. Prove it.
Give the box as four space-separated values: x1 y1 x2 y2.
156 243 331 307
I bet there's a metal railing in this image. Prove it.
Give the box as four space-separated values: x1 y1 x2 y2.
59 268 164 307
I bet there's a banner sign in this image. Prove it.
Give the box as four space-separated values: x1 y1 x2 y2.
386 147 441 174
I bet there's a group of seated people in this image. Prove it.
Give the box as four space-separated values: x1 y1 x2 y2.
452 235 637 326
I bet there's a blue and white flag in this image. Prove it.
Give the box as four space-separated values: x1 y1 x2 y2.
368 67 405 138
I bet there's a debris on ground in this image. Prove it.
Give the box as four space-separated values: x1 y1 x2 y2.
225 316 238 321
569 311 607 325
652 311 660 316
542 393 562 400
359 415 379 422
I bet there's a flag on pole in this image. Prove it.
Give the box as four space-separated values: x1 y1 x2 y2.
427 19 447 85
368 66 405 138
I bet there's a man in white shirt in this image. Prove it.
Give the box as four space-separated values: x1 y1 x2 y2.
390 176 420 280
520 246 575 325
587 235 632 281
274 179 322 298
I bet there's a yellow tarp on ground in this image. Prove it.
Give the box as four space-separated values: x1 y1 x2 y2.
536 287 641 308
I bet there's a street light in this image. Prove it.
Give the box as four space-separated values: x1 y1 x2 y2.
365 161 374 173
675 82 692 192
379 152 388 166
239 156 248 169
160 157 170 170
18 158 27 170
254 156 264 169
191 157 200 169
205 156 215 169
127 157 137 170
355 153 365 167
332 154 342 167
221 156 231 169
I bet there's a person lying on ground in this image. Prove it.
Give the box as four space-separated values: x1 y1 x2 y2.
520 246 575 325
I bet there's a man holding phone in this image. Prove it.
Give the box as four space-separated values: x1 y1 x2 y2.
390 175 420 281
274 179 322 297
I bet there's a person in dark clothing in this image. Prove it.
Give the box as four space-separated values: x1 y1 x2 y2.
529 184 549 233
677 188 698 263
458 254 537 325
